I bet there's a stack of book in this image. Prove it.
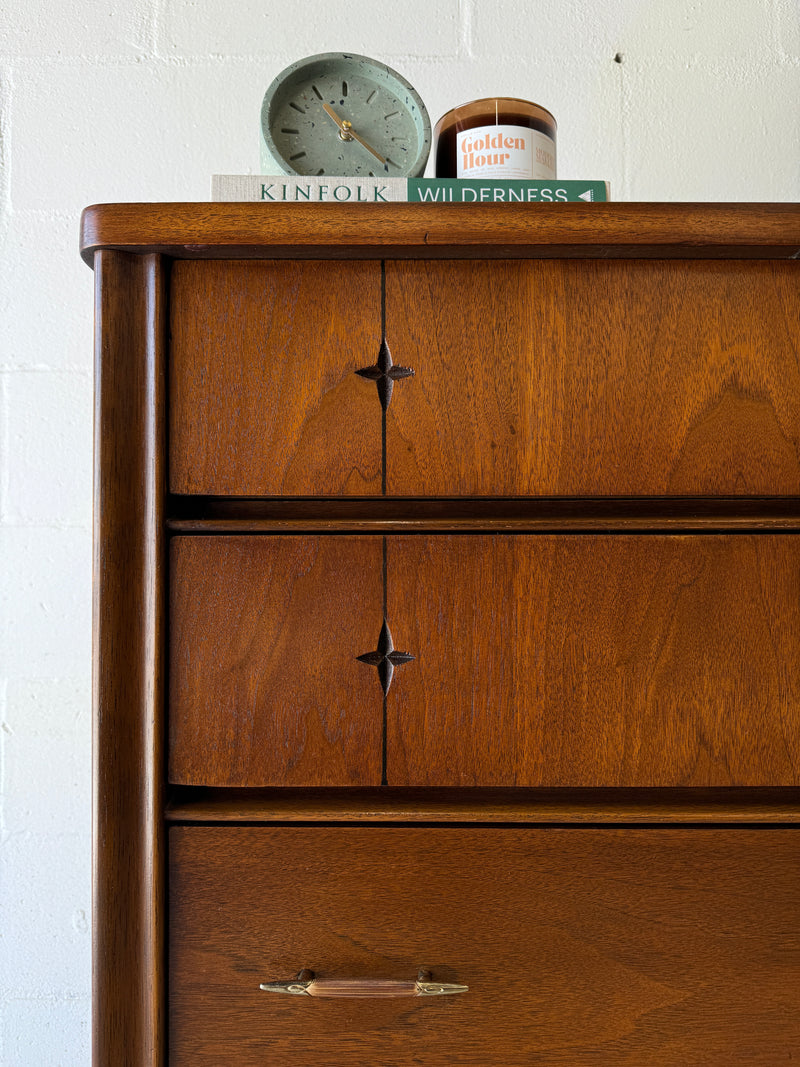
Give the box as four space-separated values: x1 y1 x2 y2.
212 175 610 203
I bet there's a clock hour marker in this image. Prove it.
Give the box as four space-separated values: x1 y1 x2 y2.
281 128 299 135
289 102 306 113
289 151 307 161
391 136 408 142
386 156 399 168
366 90 377 104
385 111 399 119
316 168 325 175
312 84 322 99
342 81 348 97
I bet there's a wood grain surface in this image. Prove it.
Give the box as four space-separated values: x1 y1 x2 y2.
168 825 800 1066
386 259 800 496
169 536 384 786
93 251 165 1066
79 202 800 265
169 259 382 495
387 534 800 787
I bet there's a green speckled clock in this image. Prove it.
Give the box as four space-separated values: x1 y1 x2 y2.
260 53 431 178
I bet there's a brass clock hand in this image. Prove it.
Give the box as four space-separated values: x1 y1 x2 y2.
321 101 387 165
346 123 388 165
321 100 348 132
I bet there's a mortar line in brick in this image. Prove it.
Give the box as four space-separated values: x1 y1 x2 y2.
768 0 794 60
0 367 92 377
0 520 92 531
618 55 632 201
148 0 162 57
0 373 9 524
0 67 13 220
0 677 8 838
459 0 474 58
0 992 92 1003
8 207 85 223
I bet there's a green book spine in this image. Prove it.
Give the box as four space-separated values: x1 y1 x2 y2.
408 179 609 202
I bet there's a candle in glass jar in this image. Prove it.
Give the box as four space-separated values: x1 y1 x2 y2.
434 97 556 180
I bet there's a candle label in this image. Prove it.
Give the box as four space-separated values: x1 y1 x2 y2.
457 124 556 180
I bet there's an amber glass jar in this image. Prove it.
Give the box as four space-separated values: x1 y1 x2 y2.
434 97 556 180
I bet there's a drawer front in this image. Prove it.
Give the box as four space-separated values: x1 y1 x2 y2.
170 534 800 788
386 259 800 495
387 534 800 786
169 825 800 1066
169 535 384 786
169 260 383 496
169 259 800 500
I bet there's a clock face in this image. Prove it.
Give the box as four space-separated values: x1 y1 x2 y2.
261 53 431 178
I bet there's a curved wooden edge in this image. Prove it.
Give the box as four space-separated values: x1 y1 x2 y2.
80 202 800 266
93 251 166 1066
165 786 800 824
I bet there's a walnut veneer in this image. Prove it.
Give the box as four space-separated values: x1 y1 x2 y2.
86 203 800 1066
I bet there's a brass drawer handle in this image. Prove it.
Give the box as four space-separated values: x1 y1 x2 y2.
260 968 467 998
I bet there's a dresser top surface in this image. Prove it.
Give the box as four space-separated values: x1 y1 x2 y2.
80 201 800 266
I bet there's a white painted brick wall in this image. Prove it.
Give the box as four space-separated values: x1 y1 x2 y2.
0 0 797 1061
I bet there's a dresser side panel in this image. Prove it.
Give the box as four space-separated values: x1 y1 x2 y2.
93 250 166 1066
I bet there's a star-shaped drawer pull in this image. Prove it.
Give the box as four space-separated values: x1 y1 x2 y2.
355 339 414 412
357 618 414 694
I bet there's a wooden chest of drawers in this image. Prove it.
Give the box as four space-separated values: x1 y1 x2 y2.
84 203 800 1066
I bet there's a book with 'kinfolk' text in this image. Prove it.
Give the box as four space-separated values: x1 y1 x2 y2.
212 175 610 204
